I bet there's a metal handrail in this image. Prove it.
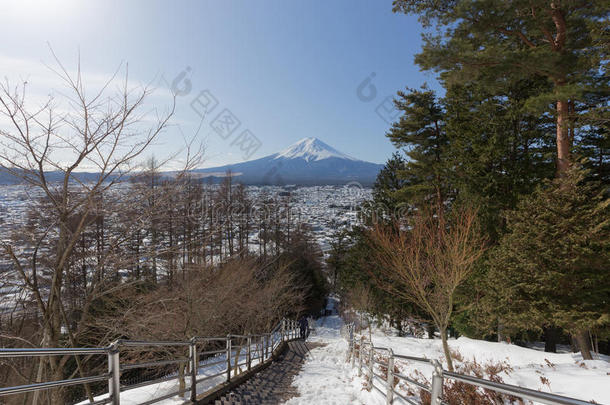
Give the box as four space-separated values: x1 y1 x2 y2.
0 374 110 397
0 317 301 405
195 369 226 384
199 348 226 356
442 371 593 405
342 323 596 405
194 336 227 341
0 347 109 357
394 373 430 393
120 340 192 347
198 358 226 368
392 387 418 405
393 353 430 364
120 358 189 371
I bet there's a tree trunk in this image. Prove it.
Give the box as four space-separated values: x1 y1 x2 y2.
497 319 505 342
551 3 570 176
435 183 444 220
573 330 593 360
569 334 577 353
544 326 559 353
556 98 571 176
31 356 46 405
49 362 66 405
427 324 435 339
233 343 241 374
395 318 403 337
440 327 454 372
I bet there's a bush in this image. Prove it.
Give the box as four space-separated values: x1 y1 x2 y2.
412 352 523 405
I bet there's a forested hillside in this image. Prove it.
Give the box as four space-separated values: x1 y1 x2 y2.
330 0 609 365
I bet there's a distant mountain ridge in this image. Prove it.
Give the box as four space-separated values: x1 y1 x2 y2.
193 137 383 185
0 167 117 185
0 138 383 186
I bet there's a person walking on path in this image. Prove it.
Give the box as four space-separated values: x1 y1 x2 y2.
298 315 309 339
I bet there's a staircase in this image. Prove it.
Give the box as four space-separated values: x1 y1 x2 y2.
212 340 322 405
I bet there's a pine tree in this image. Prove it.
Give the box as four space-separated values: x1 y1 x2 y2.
393 0 609 176
372 152 409 214
386 86 451 214
444 78 556 241
487 165 610 359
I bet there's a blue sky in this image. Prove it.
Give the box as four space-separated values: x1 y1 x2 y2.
1 0 440 167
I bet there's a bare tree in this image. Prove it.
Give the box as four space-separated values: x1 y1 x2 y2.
83 257 303 390
347 283 375 342
369 207 485 371
0 53 202 403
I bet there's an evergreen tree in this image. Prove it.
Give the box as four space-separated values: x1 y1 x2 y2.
445 78 556 241
576 126 610 184
487 165 610 359
327 229 350 291
386 86 451 214
393 0 609 176
372 152 409 214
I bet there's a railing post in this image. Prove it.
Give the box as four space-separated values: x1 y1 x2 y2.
259 336 263 362
247 336 252 371
270 332 274 354
263 335 268 361
430 359 444 405
368 345 373 390
226 335 231 382
281 319 286 342
108 340 120 405
349 325 355 366
189 338 197 402
358 336 363 377
386 349 394 405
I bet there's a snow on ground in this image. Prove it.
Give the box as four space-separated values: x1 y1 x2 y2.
285 297 387 405
284 315 368 405
287 303 610 405
366 326 610 404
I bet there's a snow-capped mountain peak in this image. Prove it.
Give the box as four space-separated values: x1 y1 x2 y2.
193 136 382 185
274 137 358 162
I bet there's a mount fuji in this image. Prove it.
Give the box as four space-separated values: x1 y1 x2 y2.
193 137 383 185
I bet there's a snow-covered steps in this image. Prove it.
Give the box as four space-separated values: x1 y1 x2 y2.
284 315 370 405
212 340 323 405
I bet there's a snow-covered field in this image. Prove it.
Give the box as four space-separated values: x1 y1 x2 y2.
288 312 610 404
